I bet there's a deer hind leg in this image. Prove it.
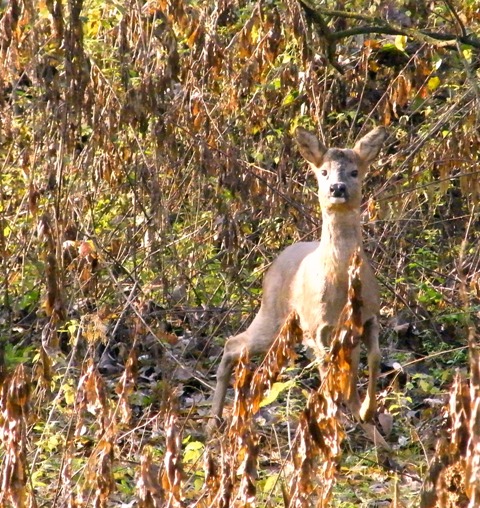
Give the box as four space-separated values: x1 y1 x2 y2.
359 316 380 422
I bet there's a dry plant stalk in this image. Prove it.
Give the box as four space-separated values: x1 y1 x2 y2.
72 359 115 506
135 394 184 508
75 359 111 435
37 213 65 325
466 325 480 505
420 325 480 508
137 448 165 508
115 350 138 425
229 350 261 508
0 364 31 508
161 409 184 507
201 452 224 508
84 437 115 508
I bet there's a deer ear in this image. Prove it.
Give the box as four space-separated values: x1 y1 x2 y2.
353 127 387 164
295 127 327 167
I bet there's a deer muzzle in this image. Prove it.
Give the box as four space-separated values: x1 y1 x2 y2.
329 182 347 203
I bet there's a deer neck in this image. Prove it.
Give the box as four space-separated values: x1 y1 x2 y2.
318 209 363 266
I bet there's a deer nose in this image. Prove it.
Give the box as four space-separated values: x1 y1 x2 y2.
330 183 347 198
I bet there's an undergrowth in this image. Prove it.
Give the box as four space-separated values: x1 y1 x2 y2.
1 0 480 506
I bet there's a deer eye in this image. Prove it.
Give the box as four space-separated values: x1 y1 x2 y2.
351 170 358 177
321 169 327 177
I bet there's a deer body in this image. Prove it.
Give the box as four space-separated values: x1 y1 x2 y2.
210 126 386 428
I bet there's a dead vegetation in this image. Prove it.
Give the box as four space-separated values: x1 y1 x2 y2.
0 0 480 506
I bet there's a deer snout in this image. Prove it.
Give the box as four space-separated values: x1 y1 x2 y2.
329 182 347 203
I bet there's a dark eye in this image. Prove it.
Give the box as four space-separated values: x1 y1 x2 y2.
321 170 327 177
351 170 358 177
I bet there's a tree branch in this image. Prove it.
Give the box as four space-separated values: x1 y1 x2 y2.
297 0 480 73
329 26 475 48
297 0 344 74
443 0 467 38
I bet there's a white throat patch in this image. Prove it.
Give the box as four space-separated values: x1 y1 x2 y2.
329 197 346 204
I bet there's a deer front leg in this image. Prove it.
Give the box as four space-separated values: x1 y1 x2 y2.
208 305 285 431
208 323 276 432
359 316 380 422
347 343 362 420
208 333 246 431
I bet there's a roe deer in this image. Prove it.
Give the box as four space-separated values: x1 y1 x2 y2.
210 126 387 429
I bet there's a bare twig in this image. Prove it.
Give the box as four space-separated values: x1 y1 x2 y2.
443 0 467 38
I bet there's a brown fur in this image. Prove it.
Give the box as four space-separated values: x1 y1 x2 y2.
209 126 387 429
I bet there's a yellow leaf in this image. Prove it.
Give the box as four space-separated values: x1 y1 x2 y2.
260 380 295 407
427 76 441 92
368 60 379 72
183 441 204 464
262 473 280 493
463 48 472 63
395 35 407 51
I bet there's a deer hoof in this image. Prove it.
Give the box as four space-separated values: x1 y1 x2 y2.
359 398 377 423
